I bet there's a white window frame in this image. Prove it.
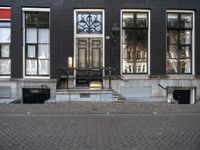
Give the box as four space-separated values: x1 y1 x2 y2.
166 10 195 75
22 7 50 79
0 7 11 78
74 9 105 68
73 9 105 85
120 9 151 77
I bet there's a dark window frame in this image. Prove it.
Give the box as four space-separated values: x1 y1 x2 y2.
122 11 149 74
166 12 193 74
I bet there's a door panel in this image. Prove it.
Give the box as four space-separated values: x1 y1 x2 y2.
91 39 102 68
92 48 100 68
76 38 102 69
77 39 88 68
76 38 103 87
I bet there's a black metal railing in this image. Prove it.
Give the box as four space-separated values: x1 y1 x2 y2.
56 67 114 89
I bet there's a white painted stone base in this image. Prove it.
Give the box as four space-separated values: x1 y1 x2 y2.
56 89 114 102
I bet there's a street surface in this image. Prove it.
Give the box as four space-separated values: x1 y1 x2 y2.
0 103 200 150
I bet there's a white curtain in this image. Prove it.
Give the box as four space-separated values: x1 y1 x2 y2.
38 44 49 59
0 59 11 74
26 60 37 75
38 60 49 75
0 28 10 43
38 29 49 43
27 45 36 58
1 44 10 57
26 28 37 43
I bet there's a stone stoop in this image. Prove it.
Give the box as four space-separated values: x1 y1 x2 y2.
54 88 120 102
112 91 126 103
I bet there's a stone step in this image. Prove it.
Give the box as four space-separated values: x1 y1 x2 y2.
56 88 114 102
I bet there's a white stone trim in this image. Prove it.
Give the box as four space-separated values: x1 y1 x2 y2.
191 88 196 104
120 9 151 76
22 8 50 12
74 9 105 86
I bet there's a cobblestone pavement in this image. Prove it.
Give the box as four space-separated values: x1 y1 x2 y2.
0 113 200 150
0 103 200 150
0 102 200 114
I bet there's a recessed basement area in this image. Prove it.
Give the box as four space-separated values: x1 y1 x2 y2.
167 87 196 104
22 88 50 104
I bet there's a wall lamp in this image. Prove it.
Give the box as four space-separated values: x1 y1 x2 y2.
110 23 120 42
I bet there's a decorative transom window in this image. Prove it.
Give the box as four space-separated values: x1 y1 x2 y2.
166 11 194 74
23 9 50 77
0 8 11 76
76 12 103 34
121 10 149 74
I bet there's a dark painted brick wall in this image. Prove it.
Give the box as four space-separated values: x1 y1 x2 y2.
0 0 200 78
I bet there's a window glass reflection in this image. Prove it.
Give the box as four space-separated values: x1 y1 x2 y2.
166 12 193 74
123 13 134 28
122 11 149 74
168 31 178 44
180 31 191 44
168 13 178 28
166 59 178 73
167 45 178 58
181 14 192 28
136 13 148 28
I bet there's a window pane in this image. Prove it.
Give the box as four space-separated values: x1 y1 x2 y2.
180 30 191 44
77 12 102 34
0 22 11 27
25 12 38 27
180 46 191 58
136 13 148 28
26 59 37 75
181 14 192 28
25 12 49 28
168 13 178 28
166 59 178 73
122 13 134 28
167 30 178 44
135 30 148 50
26 28 37 43
0 28 10 43
167 45 178 58
122 44 128 59
136 63 147 73
122 29 148 74
27 45 36 58
180 59 191 73
38 29 49 43
123 60 134 73
38 44 49 59
1 44 10 57
0 59 10 74
38 60 49 75
37 12 49 28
